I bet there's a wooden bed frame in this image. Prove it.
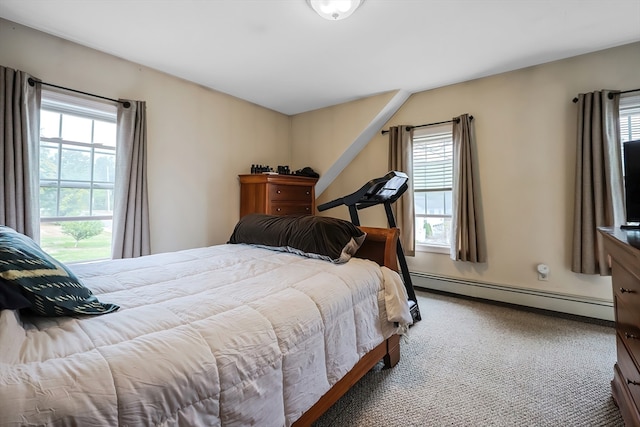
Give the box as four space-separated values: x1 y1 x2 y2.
292 226 402 426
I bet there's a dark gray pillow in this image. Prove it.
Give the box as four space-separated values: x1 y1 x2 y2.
0 226 119 316
228 214 366 264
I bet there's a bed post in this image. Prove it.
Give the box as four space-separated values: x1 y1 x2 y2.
383 334 400 368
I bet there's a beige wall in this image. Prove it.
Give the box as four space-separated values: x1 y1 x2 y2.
0 18 291 253
292 42 640 302
2 17 639 303
291 91 401 225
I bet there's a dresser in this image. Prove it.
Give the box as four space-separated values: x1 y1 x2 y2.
238 174 318 218
600 227 640 427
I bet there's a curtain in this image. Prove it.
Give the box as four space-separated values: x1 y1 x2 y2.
112 100 150 258
388 125 415 256
450 114 486 262
572 90 624 275
0 66 41 240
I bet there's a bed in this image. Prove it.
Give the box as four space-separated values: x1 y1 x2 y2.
0 215 412 426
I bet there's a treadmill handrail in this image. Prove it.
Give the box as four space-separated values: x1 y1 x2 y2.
317 171 408 212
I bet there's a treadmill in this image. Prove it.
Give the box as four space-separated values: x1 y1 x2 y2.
317 171 421 323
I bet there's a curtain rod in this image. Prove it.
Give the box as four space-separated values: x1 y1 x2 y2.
27 78 130 108
380 115 474 135
572 88 640 103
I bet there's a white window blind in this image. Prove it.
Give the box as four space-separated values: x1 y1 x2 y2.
413 130 453 191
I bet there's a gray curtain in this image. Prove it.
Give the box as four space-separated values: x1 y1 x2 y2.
572 90 624 275
450 114 486 262
388 125 415 256
0 66 41 240
112 100 150 258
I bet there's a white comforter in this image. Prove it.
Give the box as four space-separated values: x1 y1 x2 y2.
0 244 411 426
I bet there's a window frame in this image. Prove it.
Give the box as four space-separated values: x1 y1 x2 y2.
38 89 118 262
412 123 454 254
620 92 640 225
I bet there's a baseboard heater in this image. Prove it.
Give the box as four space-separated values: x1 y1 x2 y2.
410 272 614 322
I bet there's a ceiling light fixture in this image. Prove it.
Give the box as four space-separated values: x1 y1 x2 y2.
307 0 364 21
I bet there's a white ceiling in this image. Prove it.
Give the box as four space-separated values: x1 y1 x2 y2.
1 0 639 115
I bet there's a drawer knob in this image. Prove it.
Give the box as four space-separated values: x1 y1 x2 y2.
306 191 310 195
277 190 281 194
625 332 640 340
276 208 281 212
620 287 636 293
628 379 640 386
305 207 310 211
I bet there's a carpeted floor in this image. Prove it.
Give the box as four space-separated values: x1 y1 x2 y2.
313 290 624 426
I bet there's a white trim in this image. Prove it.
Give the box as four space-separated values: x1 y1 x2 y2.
315 89 411 197
412 122 452 138
620 92 640 109
42 88 117 122
415 243 449 254
411 271 614 321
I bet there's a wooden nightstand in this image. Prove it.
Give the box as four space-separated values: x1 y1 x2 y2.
239 174 318 218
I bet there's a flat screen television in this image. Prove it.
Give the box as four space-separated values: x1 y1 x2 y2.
623 139 640 227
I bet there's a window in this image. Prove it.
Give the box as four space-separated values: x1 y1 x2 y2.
620 94 640 143
620 93 640 223
412 124 453 253
39 90 117 263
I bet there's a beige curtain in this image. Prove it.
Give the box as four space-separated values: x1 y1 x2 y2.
388 125 415 256
0 66 41 240
572 90 624 275
112 100 150 258
451 114 486 262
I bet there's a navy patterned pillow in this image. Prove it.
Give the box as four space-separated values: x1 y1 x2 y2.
0 226 119 316
0 281 31 310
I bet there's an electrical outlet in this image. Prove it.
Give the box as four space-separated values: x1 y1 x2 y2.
537 264 549 281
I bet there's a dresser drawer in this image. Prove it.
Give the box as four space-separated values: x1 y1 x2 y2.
269 203 312 216
619 315 640 369
613 260 640 299
269 185 313 202
239 174 317 218
614 260 640 329
617 334 640 408
617 294 640 334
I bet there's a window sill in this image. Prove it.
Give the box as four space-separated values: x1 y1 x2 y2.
415 244 450 254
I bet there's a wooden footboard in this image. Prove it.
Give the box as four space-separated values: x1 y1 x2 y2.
292 227 402 426
292 334 400 427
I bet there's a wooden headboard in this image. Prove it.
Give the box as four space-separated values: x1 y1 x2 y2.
356 226 399 272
